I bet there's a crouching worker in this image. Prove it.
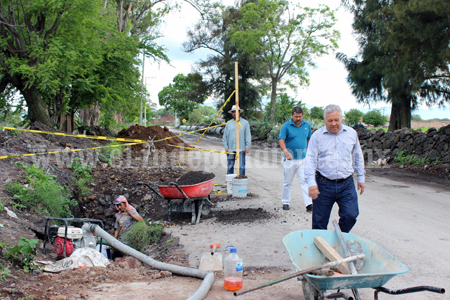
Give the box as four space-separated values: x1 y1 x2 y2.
111 195 143 260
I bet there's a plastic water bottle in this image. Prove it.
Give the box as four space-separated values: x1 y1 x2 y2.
224 246 243 291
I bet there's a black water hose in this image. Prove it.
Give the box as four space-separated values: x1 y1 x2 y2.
82 223 214 300
374 286 445 299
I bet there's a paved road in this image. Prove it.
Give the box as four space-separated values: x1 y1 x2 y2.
164 129 449 299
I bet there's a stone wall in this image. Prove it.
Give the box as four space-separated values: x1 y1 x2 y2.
357 124 450 167
411 120 450 128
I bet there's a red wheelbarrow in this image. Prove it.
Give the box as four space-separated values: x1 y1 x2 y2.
136 176 215 224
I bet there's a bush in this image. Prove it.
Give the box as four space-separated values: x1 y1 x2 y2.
121 221 163 252
267 127 281 143
394 150 429 165
253 121 273 140
5 237 40 272
98 142 125 166
70 157 93 181
5 163 76 218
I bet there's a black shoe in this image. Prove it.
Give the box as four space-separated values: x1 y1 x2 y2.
306 204 313 212
283 204 290 211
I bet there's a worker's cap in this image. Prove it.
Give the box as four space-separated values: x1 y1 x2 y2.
114 195 127 205
228 105 244 113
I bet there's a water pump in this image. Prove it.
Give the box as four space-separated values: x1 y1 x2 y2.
47 225 97 257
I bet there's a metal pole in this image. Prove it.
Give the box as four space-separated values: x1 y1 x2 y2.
144 102 147 126
332 220 361 300
235 61 240 176
140 51 145 126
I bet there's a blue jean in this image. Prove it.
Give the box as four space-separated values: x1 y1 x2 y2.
312 175 359 233
227 151 246 176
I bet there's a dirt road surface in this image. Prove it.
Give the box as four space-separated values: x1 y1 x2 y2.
57 129 450 299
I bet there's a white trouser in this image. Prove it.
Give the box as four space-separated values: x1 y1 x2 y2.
282 158 312 207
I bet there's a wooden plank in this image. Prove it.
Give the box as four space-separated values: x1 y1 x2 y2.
314 236 351 274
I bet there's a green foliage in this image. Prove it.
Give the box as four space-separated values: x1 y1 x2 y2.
338 0 450 130
267 127 282 144
363 110 388 127
310 107 324 120
121 221 163 252
395 150 429 165
253 122 273 140
187 108 204 124
345 109 364 126
158 73 208 120
5 237 40 272
305 118 324 130
199 105 217 119
411 114 422 121
0 0 170 127
264 94 307 124
231 0 339 123
367 127 388 132
70 157 95 201
0 266 11 281
99 142 125 166
0 198 7 212
184 5 265 122
70 158 93 181
5 163 76 218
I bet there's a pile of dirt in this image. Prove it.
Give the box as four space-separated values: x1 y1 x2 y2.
76 125 113 137
117 125 192 152
177 171 215 185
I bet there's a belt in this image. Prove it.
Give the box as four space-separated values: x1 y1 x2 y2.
316 172 351 183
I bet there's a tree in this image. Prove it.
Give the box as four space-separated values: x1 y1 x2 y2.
0 0 108 126
231 0 339 123
158 73 208 120
411 114 422 121
363 110 387 127
199 105 217 119
338 0 450 131
345 109 364 126
310 106 324 120
187 108 203 124
183 4 266 120
263 93 306 124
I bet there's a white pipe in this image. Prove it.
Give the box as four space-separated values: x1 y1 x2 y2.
83 223 214 300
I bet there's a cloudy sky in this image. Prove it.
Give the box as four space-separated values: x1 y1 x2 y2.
144 0 449 119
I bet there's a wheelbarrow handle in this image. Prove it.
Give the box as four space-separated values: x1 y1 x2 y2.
168 182 190 199
234 254 365 296
135 181 162 198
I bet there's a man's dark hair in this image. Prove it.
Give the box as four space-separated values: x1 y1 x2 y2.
291 106 303 115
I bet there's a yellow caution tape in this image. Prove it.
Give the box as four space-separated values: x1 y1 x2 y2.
154 121 233 143
177 90 236 166
0 142 146 160
0 120 233 160
155 142 234 154
1 126 148 144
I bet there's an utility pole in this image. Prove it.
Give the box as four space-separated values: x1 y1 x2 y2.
143 76 155 126
140 51 145 126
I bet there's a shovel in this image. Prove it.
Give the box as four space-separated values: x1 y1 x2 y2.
199 243 223 271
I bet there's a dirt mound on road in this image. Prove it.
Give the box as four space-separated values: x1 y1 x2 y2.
118 125 191 152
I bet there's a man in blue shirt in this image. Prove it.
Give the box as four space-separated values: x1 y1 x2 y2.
222 105 251 176
278 106 312 212
304 104 365 233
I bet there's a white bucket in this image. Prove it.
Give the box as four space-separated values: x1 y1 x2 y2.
226 174 237 194
232 177 248 197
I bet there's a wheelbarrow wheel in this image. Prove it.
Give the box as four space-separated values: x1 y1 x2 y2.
201 203 211 215
302 279 319 300
201 195 213 216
